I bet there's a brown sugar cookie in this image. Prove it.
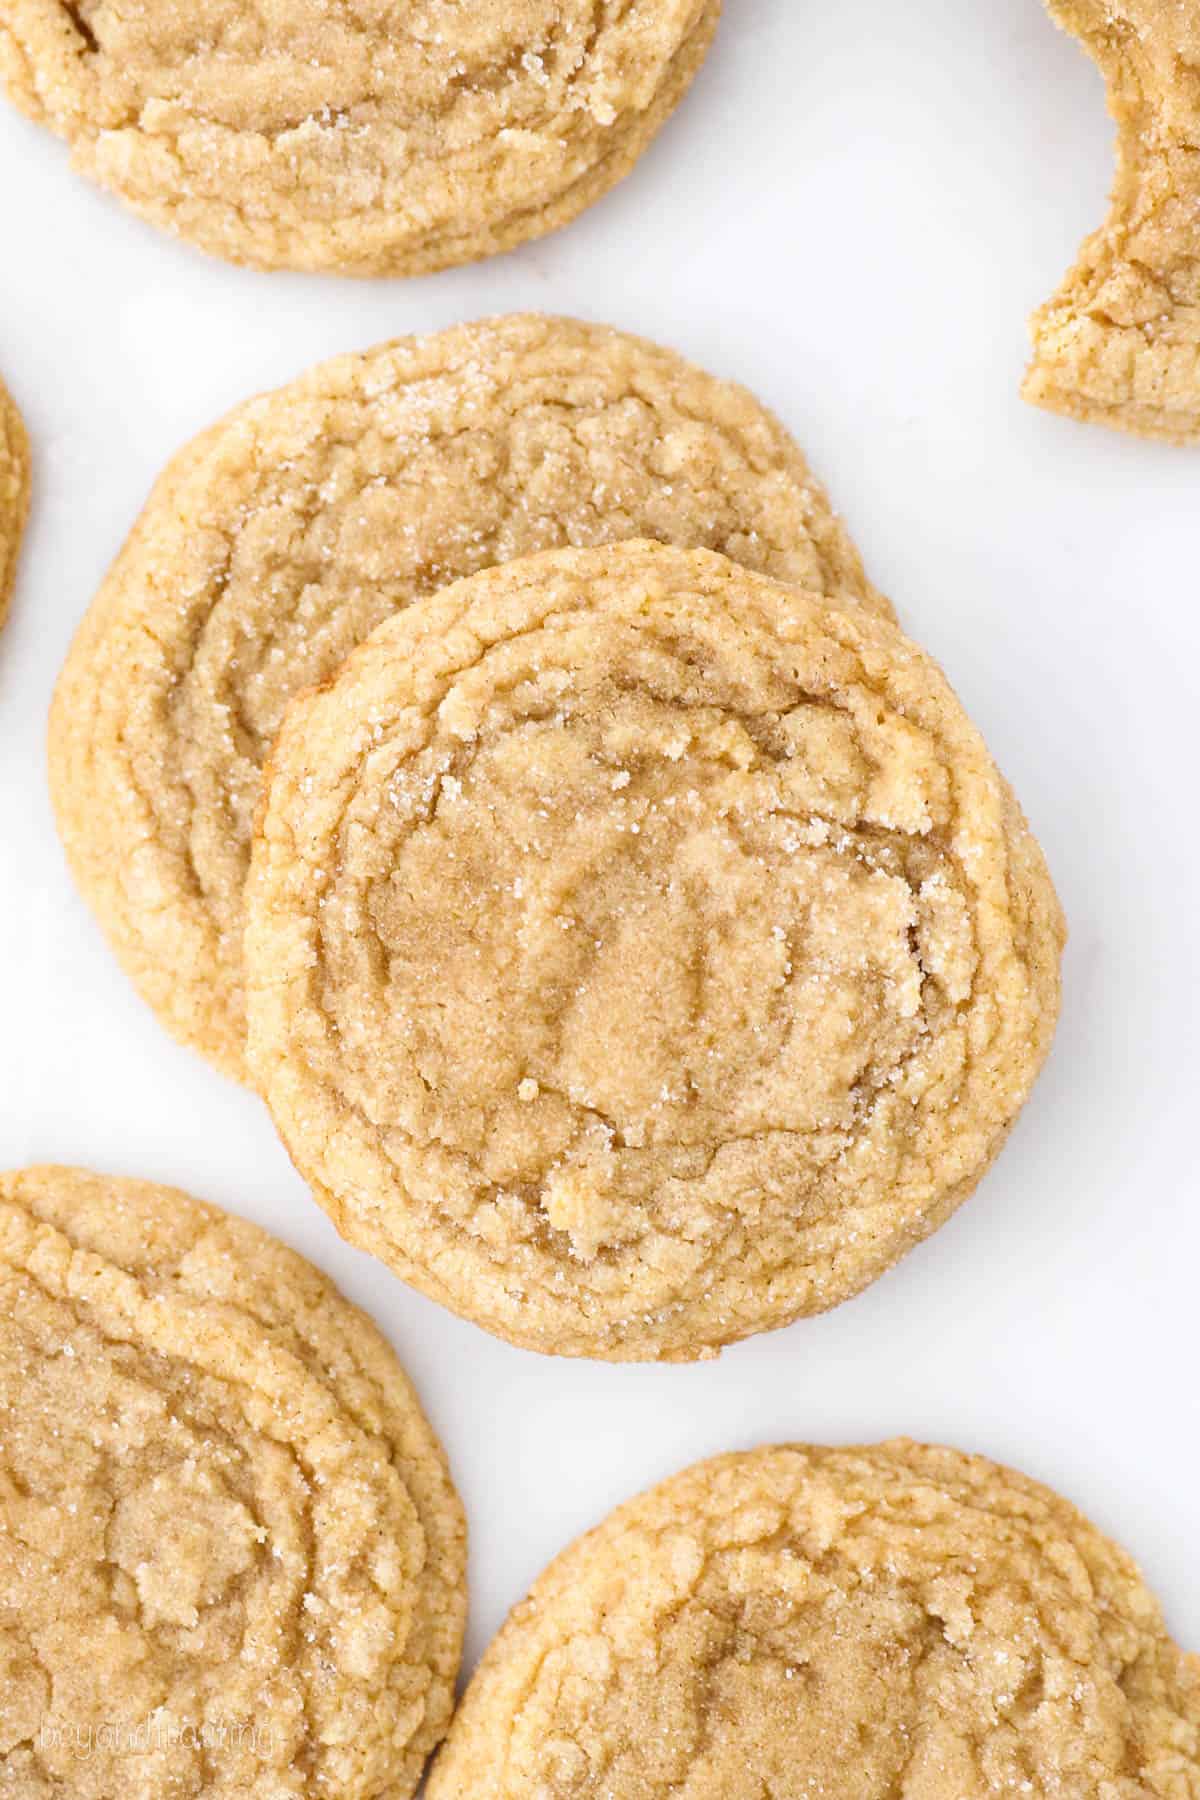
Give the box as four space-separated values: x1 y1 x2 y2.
427 1442 1200 1799
1025 0 1200 441
244 541 1064 1363
0 0 719 275
0 1164 467 1800
0 375 29 631
48 314 891 1085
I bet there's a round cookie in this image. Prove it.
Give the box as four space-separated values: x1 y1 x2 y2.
1025 0 1200 442
48 314 891 1084
427 1442 1200 1798
0 0 720 275
0 375 29 631
245 540 1064 1363
0 1165 467 1800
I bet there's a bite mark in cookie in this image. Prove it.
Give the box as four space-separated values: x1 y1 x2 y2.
1026 0 1200 441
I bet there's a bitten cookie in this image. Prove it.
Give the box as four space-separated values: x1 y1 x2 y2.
48 314 890 1084
0 1165 467 1800
0 375 29 631
0 1 719 275
245 541 1064 1363
427 1442 1200 1798
1025 0 1200 442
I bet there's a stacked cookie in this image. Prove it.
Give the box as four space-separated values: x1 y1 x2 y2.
48 315 887 1084
49 313 1064 1362
246 541 1062 1360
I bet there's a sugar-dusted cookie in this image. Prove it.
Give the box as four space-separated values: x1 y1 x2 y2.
428 1442 1200 1798
1026 0 1200 441
0 1165 466 1800
48 315 890 1084
0 375 29 631
245 541 1064 1363
0 1 719 275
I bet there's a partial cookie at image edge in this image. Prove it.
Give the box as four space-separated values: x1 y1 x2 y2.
0 1 721 276
1024 0 1200 443
428 1441 1200 1800
0 375 29 629
0 1164 467 1800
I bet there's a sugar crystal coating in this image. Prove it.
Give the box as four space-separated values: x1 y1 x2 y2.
245 541 1063 1362
429 1442 1200 1798
0 0 720 273
49 314 889 1081
0 1165 466 1800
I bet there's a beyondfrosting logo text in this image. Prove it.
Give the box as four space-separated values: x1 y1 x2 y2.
35 1715 279 1762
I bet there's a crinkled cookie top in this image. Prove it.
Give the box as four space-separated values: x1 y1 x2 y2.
245 541 1063 1361
429 1442 1200 1800
49 314 887 1083
0 1165 466 1800
0 0 719 272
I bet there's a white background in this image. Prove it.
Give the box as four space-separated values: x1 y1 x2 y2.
1 0 1197 1687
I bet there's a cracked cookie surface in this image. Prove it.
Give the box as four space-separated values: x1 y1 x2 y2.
48 314 889 1084
245 541 1063 1362
427 1442 1200 1799
0 376 29 632
1026 0 1200 441
0 1165 466 1800
0 0 719 274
